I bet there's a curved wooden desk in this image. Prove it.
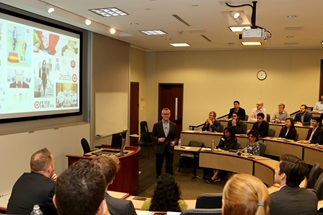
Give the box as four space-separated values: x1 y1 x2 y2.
199 149 278 185
66 146 140 195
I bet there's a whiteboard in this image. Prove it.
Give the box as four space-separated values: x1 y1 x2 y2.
95 92 128 136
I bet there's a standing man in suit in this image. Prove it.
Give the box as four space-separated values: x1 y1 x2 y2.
228 100 246 121
152 107 177 177
269 154 317 215
294 104 312 126
7 148 57 215
92 155 136 215
300 116 323 144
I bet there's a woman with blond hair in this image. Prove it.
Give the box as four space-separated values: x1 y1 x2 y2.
222 173 269 215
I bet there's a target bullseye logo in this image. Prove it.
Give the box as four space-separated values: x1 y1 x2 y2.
34 101 40 109
72 74 77 82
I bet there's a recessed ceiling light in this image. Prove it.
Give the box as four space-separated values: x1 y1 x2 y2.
241 41 262 46
229 26 251 32
287 15 297 18
140 30 167 35
170 43 190 47
85 19 92 26
89 7 128 17
46 5 55 13
110 28 116 34
321 41 323 45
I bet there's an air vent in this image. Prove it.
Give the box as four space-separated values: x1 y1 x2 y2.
284 42 299 45
285 27 303 31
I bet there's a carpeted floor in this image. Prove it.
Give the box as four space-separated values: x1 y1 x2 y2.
137 148 227 199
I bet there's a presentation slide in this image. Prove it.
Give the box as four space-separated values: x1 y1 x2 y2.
0 12 81 121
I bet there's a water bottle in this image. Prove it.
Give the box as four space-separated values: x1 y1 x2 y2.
30 204 43 215
178 139 182 147
211 140 214 151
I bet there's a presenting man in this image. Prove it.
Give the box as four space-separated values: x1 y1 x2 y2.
92 155 136 215
269 154 317 215
152 107 177 177
7 148 57 215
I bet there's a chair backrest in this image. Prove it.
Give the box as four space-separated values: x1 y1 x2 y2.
245 114 249 121
139 132 153 143
189 140 204 147
242 123 247 134
140 121 149 134
314 172 323 200
259 142 267 156
266 114 271 122
218 123 224 132
81 138 91 154
294 132 299 141
195 193 222 209
181 208 222 215
268 128 276 137
308 163 321 188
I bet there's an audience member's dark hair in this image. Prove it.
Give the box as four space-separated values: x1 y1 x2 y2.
55 159 106 215
232 112 240 118
285 118 295 128
257 113 265 119
223 127 236 140
312 117 322 126
149 174 182 212
30 148 52 172
279 154 309 187
301 104 308 110
234 100 240 105
92 155 120 185
247 130 259 142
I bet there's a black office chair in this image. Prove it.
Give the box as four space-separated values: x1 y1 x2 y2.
180 208 222 215
244 114 249 121
242 123 247 134
137 121 154 158
195 193 222 209
308 163 321 188
178 140 204 172
314 172 323 200
268 128 276 137
259 142 267 156
81 138 91 154
266 114 271 122
294 132 299 141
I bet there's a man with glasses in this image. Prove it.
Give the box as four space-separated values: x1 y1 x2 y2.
152 107 177 177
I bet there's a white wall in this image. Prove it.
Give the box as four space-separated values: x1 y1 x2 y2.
0 123 89 195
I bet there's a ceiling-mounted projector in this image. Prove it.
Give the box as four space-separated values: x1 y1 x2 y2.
242 28 266 39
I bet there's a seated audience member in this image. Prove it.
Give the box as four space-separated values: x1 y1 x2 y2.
313 93 323 112
222 173 269 215
278 118 297 140
245 130 260 155
299 116 323 144
201 111 222 132
92 155 136 215
205 127 238 183
250 113 269 137
294 104 312 126
271 103 290 123
250 101 267 122
228 100 246 120
7 148 57 215
141 173 187 212
54 159 110 215
269 154 317 215
227 112 246 134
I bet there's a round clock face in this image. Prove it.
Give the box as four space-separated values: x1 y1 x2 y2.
257 70 267 81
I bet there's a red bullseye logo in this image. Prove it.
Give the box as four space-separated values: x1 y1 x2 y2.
72 74 77 82
34 101 40 109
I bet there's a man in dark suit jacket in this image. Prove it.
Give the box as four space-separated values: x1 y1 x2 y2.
269 154 318 215
152 107 177 177
294 104 312 126
92 155 136 215
6 148 57 215
251 113 269 137
303 116 323 144
228 100 246 120
9 70 29 88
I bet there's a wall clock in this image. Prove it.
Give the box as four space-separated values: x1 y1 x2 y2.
257 70 267 81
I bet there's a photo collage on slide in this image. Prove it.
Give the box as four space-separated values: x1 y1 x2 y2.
0 18 80 114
